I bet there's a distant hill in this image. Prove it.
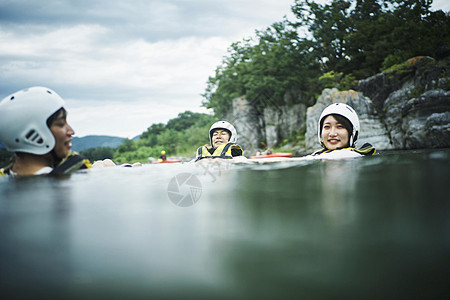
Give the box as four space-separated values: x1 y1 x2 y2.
0 140 4 149
72 135 125 151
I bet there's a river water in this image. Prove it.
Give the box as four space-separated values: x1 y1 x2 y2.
1 149 449 299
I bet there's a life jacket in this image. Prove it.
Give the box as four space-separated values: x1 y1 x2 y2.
50 151 92 175
0 151 91 177
0 158 14 177
195 142 243 162
312 143 376 156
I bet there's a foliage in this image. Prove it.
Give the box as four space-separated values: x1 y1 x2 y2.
202 20 320 116
80 147 115 162
111 111 216 163
319 71 343 88
202 0 449 118
280 126 307 148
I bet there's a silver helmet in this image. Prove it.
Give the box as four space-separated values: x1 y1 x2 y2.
0 86 65 155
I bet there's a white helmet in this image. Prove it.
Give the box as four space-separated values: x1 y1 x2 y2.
0 86 65 155
209 120 238 145
318 103 360 147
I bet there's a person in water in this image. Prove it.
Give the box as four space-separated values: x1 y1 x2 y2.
195 120 243 161
159 150 167 162
312 103 376 158
0 86 92 176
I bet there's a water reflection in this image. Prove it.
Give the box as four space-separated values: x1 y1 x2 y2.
319 161 359 226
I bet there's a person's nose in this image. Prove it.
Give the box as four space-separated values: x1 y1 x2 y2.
329 126 337 136
67 124 75 136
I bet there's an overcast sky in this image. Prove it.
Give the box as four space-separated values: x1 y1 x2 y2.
1 0 449 138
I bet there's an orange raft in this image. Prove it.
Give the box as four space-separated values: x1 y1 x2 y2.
249 153 292 159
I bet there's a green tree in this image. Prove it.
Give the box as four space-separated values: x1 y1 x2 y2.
203 19 319 116
140 123 166 141
291 0 449 79
116 138 136 153
80 147 115 162
166 111 204 131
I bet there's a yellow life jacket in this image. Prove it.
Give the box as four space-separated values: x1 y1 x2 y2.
195 142 243 162
0 151 91 177
312 143 376 156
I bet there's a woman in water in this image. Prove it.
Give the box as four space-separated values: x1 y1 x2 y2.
312 103 376 158
0 86 91 176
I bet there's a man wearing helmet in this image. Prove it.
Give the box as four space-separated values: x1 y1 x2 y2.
312 103 376 158
195 120 244 161
0 87 91 176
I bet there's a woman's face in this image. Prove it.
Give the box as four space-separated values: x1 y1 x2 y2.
321 115 350 150
212 129 230 148
50 111 74 159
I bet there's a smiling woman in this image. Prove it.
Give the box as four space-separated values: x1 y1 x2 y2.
0 87 91 176
312 103 376 158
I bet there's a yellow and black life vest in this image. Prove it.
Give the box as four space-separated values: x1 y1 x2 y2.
50 151 92 175
312 143 376 156
195 142 243 162
0 151 91 177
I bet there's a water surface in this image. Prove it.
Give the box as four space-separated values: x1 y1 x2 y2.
1 149 449 298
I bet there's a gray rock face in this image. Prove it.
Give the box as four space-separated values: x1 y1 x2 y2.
225 97 264 155
386 89 450 149
226 97 307 154
264 103 306 147
357 56 450 150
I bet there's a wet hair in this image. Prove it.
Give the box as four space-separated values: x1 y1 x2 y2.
320 114 353 146
46 108 67 128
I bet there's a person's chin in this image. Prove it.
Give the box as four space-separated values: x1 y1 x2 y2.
325 143 340 150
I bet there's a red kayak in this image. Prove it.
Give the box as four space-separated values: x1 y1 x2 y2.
152 159 181 164
250 153 292 159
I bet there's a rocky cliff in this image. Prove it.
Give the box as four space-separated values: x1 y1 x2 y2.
226 56 449 155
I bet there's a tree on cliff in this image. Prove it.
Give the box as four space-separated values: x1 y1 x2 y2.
202 20 321 117
202 0 449 117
